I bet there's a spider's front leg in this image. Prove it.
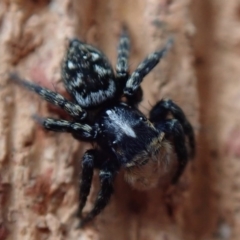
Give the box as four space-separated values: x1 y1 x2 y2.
76 149 104 218
149 99 195 183
78 160 119 228
160 119 189 183
149 99 195 158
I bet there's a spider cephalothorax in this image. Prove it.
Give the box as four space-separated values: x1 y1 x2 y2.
10 29 195 227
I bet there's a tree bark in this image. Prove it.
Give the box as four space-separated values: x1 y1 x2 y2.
189 1 240 240
0 0 199 239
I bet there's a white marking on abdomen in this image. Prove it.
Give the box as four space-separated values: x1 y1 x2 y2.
67 61 76 69
106 110 136 138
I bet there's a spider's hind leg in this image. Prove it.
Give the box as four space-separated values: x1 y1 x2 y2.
125 86 143 106
116 29 143 106
123 38 173 96
116 28 130 81
10 73 86 120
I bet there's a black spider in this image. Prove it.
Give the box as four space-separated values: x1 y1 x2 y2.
10 29 195 227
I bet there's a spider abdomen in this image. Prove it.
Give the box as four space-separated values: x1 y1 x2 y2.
62 39 118 108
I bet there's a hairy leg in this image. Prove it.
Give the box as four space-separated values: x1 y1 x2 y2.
159 119 189 183
116 28 130 81
33 116 97 140
126 86 143 106
124 38 173 96
76 149 104 217
150 99 195 158
10 73 86 119
115 29 143 105
78 161 119 227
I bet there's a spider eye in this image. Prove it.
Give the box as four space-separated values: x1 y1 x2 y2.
111 140 122 154
139 116 147 122
110 140 118 149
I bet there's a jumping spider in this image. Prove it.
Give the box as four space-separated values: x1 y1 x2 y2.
10 29 195 227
